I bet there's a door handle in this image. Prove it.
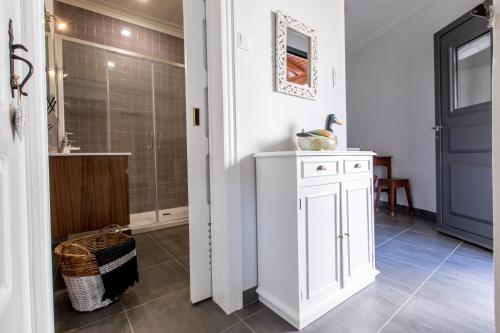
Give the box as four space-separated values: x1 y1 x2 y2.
147 132 153 149
157 133 163 149
431 125 443 132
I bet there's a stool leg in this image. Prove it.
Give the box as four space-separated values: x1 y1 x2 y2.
376 184 382 212
404 183 415 215
389 187 396 217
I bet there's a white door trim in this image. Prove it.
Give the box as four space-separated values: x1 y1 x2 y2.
25 0 244 330
206 0 244 314
23 0 55 332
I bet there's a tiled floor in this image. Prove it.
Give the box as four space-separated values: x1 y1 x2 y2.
54 212 494 333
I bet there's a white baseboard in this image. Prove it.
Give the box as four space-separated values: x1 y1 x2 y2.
257 270 379 330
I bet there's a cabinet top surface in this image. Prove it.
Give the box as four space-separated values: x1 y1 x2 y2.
49 153 132 157
254 150 376 158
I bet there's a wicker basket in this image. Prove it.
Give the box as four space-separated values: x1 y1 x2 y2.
55 225 131 312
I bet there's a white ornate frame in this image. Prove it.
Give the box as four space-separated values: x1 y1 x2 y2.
275 11 318 100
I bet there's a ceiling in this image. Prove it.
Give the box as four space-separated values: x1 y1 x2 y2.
85 0 183 29
345 0 429 54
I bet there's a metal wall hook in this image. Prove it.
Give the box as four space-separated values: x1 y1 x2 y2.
9 19 34 97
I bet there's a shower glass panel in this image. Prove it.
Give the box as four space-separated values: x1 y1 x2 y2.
62 41 108 152
153 63 188 223
107 53 157 220
61 39 188 228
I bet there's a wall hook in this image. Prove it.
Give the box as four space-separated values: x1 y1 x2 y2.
9 19 34 97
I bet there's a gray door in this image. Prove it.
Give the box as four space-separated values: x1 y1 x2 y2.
435 12 492 249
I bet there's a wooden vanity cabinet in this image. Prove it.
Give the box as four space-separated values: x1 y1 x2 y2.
49 154 130 239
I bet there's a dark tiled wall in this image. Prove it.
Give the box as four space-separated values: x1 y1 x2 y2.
63 41 109 153
59 4 188 214
55 2 184 64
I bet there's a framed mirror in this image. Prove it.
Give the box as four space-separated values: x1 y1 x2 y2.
275 11 318 100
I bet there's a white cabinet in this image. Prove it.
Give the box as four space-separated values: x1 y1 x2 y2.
255 151 377 329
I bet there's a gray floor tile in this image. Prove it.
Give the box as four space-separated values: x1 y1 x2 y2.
407 220 440 236
244 308 297 333
382 297 494 333
375 215 416 229
127 288 240 333
376 238 449 271
72 313 133 333
155 237 190 259
391 230 460 254
375 255 432 294
414 271 494 324
234 301 266 320
375 224 406 240
54 292 124 332
135 235 175 270
223 322 254 333
121 260 189 309
150 225 189 243
437 253 493 289
454 242 493 263
376 235 390 246
178 255 190 271
304 281 409 333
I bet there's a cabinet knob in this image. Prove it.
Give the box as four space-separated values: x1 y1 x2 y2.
317 165 327 171
338 235 343 239
344 233 350 238
354 163 362 169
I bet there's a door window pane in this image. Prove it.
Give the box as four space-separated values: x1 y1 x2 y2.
455 32 492 109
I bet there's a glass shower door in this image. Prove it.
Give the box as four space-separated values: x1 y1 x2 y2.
153 62 189 224
107 52 157 225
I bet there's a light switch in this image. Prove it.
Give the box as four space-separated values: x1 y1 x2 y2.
332 67 338 89
237 32 253 52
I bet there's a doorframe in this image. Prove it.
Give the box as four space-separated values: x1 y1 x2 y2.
25 0 244 331
205 0 244 314
22 0 55 331
433 9 493 249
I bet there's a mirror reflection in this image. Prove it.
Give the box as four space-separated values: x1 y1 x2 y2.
286 28 311 86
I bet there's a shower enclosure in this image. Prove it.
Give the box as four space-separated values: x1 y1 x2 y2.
60 38 188 228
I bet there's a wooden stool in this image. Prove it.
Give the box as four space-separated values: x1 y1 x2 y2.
376 178 415 217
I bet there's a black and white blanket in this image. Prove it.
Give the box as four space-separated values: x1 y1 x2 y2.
94 238 139 301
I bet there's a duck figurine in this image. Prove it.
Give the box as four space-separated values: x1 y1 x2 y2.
296 114 343 151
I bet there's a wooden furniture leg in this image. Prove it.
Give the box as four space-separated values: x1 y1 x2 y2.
389 186 396 217
376 184 382 212
404 182 415 215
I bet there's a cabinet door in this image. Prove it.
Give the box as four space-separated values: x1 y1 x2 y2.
299 183 342 305
341 178 374 286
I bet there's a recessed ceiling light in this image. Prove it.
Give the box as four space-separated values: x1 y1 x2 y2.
57 21 67 31
107 61 115 69
121 29 131 37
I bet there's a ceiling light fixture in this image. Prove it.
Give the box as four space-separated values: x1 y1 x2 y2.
45 9 68 31
57 21 67 31
121 29 131 37
107 61 115 69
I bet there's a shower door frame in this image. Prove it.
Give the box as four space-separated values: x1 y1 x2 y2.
53 34 186 147
54 34 188 225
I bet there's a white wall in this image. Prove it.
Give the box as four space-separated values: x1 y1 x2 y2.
346 0 480 212
233 0 347 290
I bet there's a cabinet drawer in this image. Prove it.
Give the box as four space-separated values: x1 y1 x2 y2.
301 158 341 179
344 159 371 175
